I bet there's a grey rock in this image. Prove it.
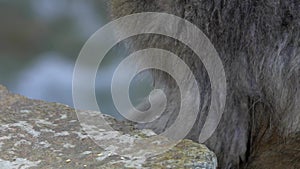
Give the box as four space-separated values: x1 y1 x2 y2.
0 84 216 169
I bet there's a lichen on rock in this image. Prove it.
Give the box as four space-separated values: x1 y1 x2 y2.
0 84 217 169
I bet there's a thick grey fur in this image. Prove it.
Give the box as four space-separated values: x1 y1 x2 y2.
109 0 300 168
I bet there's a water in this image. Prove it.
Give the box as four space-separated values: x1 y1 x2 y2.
1 1 153 119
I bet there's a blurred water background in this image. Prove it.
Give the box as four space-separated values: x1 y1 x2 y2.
0 0 152 119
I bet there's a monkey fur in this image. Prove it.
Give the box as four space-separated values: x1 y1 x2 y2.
109 0 300 168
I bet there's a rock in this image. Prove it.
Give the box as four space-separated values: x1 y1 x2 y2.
0 84 217 169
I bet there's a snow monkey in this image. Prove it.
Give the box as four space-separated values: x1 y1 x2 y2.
109 1 300 168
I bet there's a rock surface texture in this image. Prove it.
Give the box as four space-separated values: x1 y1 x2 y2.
0 85 217 169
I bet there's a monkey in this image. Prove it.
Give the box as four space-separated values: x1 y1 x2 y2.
109 0 300 168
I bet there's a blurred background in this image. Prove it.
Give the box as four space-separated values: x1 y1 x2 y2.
0 0 152 119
